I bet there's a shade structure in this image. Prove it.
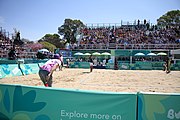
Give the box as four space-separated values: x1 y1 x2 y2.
92 52 101 56
147 53 157 56
84 53 91 56
101 52 111 56
74 52 84 56
157 52 167 56
38 49 49 53
134 52 145 56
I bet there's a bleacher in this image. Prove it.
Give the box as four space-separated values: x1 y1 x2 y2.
0 27 36 59
73 21 180 50
1 20 180 61
0 28 12 58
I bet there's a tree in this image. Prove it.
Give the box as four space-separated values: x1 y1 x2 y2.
58 19 85 44
39 41 56 52
157 10 180 26
38 33 65 48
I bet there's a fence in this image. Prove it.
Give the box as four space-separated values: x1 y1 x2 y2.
75 44 180 50
0 84 179 120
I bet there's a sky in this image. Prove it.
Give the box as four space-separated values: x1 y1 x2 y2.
0 0 180 41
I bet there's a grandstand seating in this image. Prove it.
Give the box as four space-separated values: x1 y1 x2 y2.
0 27 36 59
72 23 180 50
1 22 180 59
0 29 12 58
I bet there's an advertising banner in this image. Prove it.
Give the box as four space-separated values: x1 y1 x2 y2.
0 84 137 120
20 63 39 75
0 64 40 78
0 64 22 78
138 92 180 120
69 62 90 68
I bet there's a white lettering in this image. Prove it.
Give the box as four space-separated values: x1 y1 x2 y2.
61 110 66 117
60 110 88 119
167 109 180 119
60 109 122 120
90 113 109 119
112 115 121 120
175 111 180 119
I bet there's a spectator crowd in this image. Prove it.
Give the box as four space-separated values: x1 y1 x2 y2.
1 20 180 59
71 21 180 49
0 27 36 59
0 28 13 58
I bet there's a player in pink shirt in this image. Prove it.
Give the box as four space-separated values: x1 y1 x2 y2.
39 54 61 87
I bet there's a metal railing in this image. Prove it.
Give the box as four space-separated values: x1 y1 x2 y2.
85 20 154 28
73 43 180 50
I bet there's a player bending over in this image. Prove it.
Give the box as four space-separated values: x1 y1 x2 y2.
38 54 61 87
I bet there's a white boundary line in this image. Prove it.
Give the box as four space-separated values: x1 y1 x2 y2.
80 73 92 84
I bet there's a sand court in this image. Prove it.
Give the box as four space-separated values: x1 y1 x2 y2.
0 68 180 93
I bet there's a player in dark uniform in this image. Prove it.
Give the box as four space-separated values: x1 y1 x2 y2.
89 55 93 72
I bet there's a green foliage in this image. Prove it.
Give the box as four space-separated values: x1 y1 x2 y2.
42 34 60 40
39 34 65 48
58 18 85 44
157 10 180 26
39 41 56 52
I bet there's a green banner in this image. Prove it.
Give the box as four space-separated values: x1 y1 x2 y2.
114 50 131 56
138 92 180 120
69 62 90 68
0 84 137 120
135 62 152 70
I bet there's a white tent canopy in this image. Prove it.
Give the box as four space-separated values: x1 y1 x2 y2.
74 52 84 56
38 49 49 53
134 53 145 56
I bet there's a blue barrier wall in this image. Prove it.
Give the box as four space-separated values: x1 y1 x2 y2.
0 64 22 78
0 63 45 78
